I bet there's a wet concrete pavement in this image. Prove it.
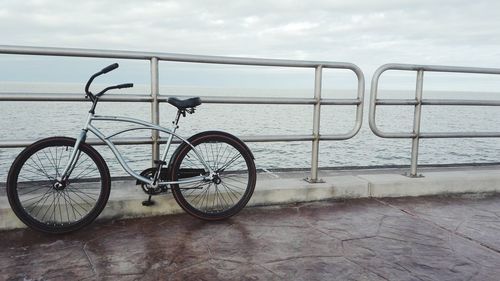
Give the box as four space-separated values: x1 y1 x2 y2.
1 194 500 281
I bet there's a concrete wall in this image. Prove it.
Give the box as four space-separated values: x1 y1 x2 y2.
1 166 499 230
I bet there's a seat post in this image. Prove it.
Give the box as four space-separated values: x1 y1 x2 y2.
157 109 183 166
173 109 183 126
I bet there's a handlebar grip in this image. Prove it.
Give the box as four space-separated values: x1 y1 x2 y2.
101 63 119 74
117 83 134 89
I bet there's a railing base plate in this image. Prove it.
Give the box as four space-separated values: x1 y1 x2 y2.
403 172 424 178
303 177 325 183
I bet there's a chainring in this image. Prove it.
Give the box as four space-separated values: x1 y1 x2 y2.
137 167 169 195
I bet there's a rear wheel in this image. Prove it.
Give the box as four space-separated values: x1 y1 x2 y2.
169 131 256 220
6 137 111 234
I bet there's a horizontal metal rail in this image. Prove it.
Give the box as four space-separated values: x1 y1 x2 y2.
369 63 500 176
0 135 319 149
376 98 500 106
0 92 361 105
0 45 363 69
0 93 153 102
0 45 365 182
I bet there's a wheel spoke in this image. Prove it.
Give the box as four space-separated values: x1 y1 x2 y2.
26 190 53 215
27 157 53 180
218 153 243 172
33 153 55 180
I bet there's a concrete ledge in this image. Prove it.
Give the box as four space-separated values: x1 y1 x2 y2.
249 175 369 206
1 166 499 230
360 169 500 197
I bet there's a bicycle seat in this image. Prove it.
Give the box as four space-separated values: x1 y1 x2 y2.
167 97 202 110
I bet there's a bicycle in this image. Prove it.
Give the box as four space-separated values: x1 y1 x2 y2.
6 63 257 234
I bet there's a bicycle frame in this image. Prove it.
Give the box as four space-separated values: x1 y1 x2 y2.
59 110 215 187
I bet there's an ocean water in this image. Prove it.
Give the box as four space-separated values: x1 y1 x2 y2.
1 85 499 182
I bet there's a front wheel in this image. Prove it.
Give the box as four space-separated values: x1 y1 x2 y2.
6 137 111 233
169 131 256 220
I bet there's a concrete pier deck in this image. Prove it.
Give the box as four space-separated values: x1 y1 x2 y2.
1 193 500 280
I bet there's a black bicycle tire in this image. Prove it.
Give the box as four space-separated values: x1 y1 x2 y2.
6 137 111 234
169 131 256 220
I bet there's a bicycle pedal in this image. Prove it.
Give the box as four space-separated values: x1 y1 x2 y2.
142 199 155 206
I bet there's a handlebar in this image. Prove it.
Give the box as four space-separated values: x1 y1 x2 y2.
100 63 119 74
95 83 134 98
85 63 133 102
116 83 134 89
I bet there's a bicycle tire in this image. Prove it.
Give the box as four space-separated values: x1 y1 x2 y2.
6 137 111 234
169 131 256 220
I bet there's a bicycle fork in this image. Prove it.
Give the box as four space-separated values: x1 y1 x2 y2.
58 130 87 183
58 112 93 183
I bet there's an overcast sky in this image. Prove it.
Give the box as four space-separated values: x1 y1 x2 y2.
1 0 500 91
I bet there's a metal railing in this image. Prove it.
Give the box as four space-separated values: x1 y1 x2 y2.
0 45 365 183
369 63 500 177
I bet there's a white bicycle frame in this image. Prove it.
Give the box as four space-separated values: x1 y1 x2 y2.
58 110 215 187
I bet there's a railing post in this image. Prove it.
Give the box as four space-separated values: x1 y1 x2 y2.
150 57 160 164
306 65 323 183
409 69 424 177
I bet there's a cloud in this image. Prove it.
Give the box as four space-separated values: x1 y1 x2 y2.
1 0 500 87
